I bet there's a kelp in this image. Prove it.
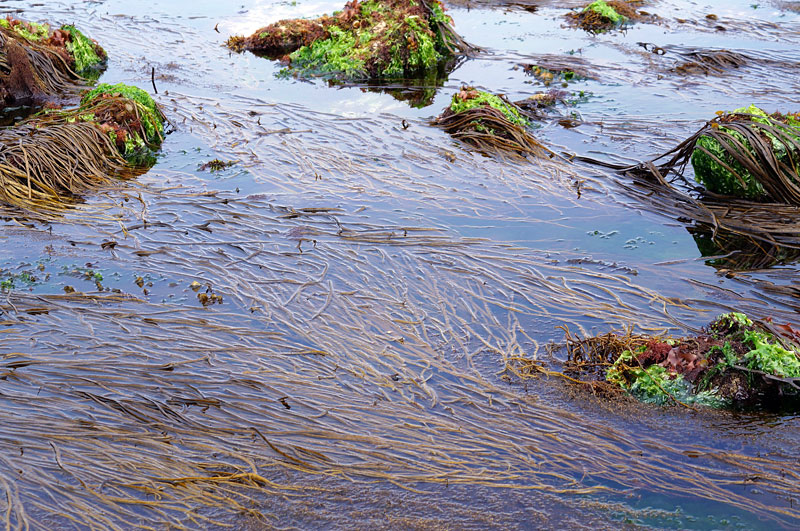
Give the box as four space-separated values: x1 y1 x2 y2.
0 83 165 212
433 86 552 158
610 107 800 203
0 16 106 107
226 0 474 81
572 108 800 269
562 313 800 410
566 0 642 33
672 48 746 76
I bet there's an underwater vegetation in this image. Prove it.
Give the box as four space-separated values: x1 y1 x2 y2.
564 313 800 410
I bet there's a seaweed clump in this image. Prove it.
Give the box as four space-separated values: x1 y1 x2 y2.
434 86 551 158
691 105 800 202
226 0 472 81
0 83 166 212
564 313 800 410
0 16 107 107
79 83 166 164
567 0 639 32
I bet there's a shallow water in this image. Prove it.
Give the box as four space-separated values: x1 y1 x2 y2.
1 0 800 529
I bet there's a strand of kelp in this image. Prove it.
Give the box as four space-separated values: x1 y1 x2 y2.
165 90 586 203
175 91 800 274
2 187 799 527
163 92 800 298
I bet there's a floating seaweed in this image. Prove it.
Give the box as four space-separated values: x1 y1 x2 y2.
0 83 166 212
199 158 236 172
563 313 800 410
0 16 106 107
226 0 474 81
433 86 552 157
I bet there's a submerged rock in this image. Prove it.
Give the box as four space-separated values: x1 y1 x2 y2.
0 16 106 107
691 105 800 201
566 312 800 410
227 0 472 81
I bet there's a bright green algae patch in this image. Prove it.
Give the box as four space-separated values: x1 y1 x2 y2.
289 0 449 79
585 0 627 25
691 105 800 200
62 25 105 75
449 90 529 128
607 352 725 407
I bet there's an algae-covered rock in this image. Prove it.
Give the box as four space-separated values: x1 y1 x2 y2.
567 0 638 32
434 87 552 157
691 105 800 200
566 312 800 410
0 16 107 108
227 0 471 81
0 16 106 77
60 24 107 76
448 88 530 128
79 83 166 164
0 83 166 211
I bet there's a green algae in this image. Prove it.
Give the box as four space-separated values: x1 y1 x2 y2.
289 26 367 78
605 350 726 408
585 0 627 25
82 83 163 144
449 90 529 128
288 6 444 80
0 18 50 42
691 105 800 200
61 25 104 75
599 312 800 409
743 329 800 378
